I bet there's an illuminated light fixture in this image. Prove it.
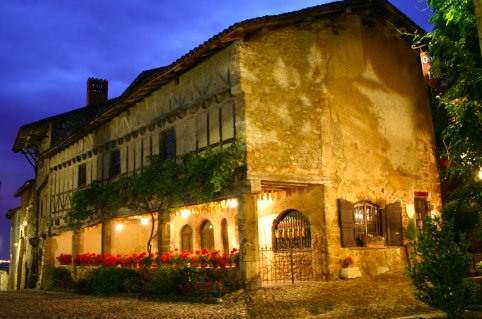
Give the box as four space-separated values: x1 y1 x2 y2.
140 218 149 225
180 209 190 218
257 193 273 206
228 198 238 208
115 224 123 232
405 204 415 219
479 168 482 180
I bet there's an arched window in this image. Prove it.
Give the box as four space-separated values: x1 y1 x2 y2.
201 220 214 251
180 225 193 252
354 202 381 246
221 219 229 255
273 210 311 251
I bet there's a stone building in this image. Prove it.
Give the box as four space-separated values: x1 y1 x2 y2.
5 180 37 290
11 0 441 288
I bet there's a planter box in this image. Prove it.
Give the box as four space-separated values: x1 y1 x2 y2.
340 267 362 280
365 241 385 248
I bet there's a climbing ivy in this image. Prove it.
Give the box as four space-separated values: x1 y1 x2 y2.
67 142 245 252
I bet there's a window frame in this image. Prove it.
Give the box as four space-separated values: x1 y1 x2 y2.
78 163 87 187
160 128 176 160
110 150 121 177
338 199 403 248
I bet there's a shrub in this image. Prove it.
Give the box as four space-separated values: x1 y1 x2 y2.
82 266 141 295
406 216 473 318
406 218 418 241
41 267 73 291
143 266 189 297
184 267 243 298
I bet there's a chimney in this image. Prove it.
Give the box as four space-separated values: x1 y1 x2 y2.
86 78 108 106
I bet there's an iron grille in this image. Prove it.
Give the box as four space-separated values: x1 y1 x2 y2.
273 210 311 251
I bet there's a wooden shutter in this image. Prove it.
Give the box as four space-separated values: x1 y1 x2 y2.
386 202 403 246
338 199 356 247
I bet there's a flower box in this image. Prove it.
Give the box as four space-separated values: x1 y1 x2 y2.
365 241 385 248
340 266 362 279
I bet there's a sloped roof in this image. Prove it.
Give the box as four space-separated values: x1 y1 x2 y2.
13 97 119 153
15 0 423 159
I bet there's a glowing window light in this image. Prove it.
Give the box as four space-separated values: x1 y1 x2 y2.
140 218 149 225
115 224 123 232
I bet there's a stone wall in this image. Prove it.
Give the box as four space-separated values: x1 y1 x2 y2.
239 13 442 278
256 186 328 280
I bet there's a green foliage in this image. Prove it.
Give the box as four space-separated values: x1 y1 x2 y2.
443 179 482 241
67 180 128 223
415 0 482 178
406 216 474 318
73 266 241 299
67 142 245 225
81 266 141 295
183 267 243 298
143 266 189 296
41 267 73 291
406 218 418 241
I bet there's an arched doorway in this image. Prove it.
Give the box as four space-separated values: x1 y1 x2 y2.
260 209 313 284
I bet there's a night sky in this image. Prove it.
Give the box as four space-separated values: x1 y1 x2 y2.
0 0 433 260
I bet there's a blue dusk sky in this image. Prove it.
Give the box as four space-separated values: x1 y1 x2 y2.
0 0 433 260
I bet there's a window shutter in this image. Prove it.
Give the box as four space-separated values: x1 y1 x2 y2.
386 202 403 246
338 199 356 247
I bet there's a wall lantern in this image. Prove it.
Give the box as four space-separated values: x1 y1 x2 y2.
115 223 124 232
405 204 415 219
228 198 238 208
180 209 190 218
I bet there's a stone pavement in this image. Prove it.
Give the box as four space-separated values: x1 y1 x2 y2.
0 271 476 318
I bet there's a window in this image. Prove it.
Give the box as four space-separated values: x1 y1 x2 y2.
338 199 403 247
201 220 214 251
273 210 311 251
160 128 176 160
78 163 87 187
110 150 121 177
181 225 193 252
414 197 428 230
354 202 380 246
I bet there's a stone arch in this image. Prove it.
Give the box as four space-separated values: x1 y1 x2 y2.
200 220 214 251
180 224 193 252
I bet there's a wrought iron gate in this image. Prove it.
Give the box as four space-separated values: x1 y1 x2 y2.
259 246 313 284
259 209 314 284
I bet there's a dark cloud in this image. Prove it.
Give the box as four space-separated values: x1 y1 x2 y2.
0 0 432 259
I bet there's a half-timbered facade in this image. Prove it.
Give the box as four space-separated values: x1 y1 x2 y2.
10 0 442 289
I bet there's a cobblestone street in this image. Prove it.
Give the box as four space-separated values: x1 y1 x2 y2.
0 272 449 319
